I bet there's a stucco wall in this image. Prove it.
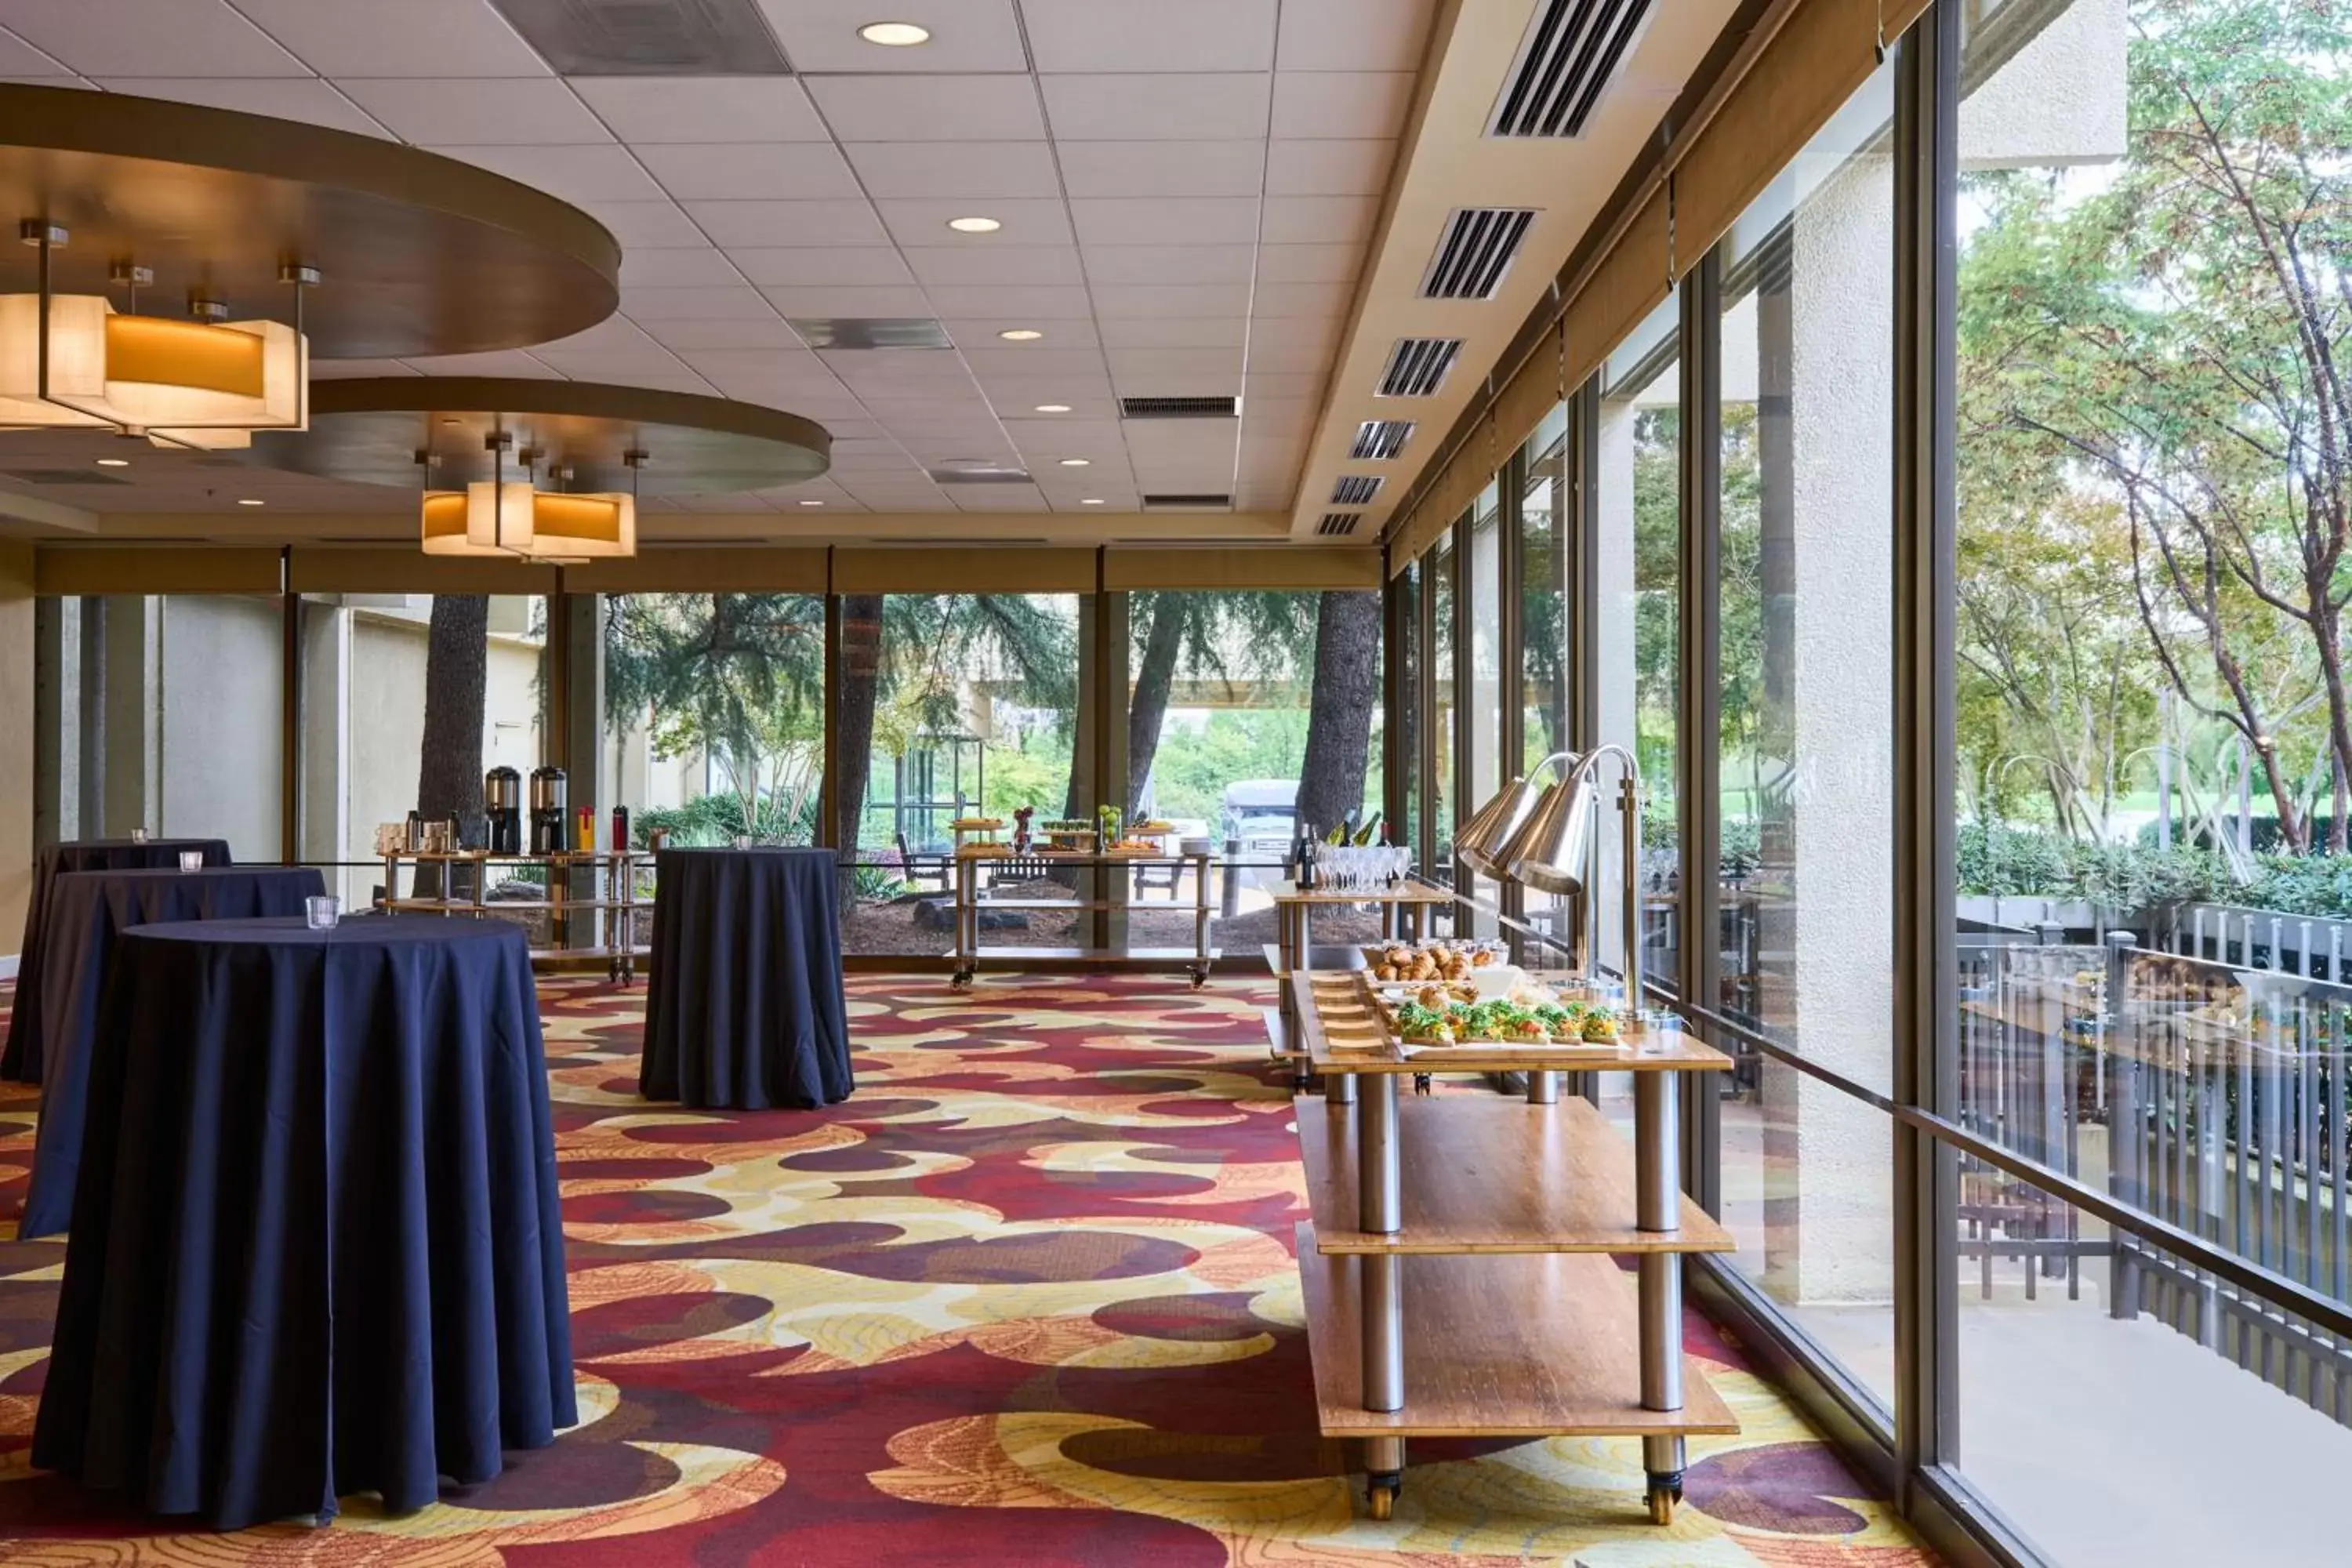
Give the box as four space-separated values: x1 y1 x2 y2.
158 596 283 860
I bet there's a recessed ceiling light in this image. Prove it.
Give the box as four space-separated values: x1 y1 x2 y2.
1033 404 1071 413
237 498 265 506
948 216 1001 234
998 328 1043 341
1080 498 1105 505
95 457 129 467
798 499 824 506
1058 457 1090 466
859 20 931 46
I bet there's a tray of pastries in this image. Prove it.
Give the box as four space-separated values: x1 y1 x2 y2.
1363 938 1503 982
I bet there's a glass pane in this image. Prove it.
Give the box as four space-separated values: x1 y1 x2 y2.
1401 560 1422 874
48 594 288 862
1716 59 1896 1094
837 593 1080 958
1465 483 1502 916
1121 587 1383 953
1429 532 1456 889
601 592 825 845
1520 407 1573 957
1599 296 1679 993
296 593 548 915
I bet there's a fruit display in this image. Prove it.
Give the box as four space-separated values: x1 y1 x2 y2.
1366 939 1500 982
1380 991 1625 1047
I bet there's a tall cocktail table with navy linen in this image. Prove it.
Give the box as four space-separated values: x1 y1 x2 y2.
639 845 854 1109
1 836 231 1082
16 864 328 1238
31 915 575 1530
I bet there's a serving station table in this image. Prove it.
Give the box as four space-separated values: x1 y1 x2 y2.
947 848 1217 989
379 848 648 980
1284 971 1737 1523
1265 880 1456 1086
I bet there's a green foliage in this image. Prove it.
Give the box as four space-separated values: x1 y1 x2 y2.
637 790 816 848
1952 819 2352 918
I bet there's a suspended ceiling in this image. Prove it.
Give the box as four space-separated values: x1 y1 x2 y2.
0 0 1739 546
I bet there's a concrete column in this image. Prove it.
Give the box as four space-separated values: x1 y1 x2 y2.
156 597 282 859
33 596 78 848
0 543 34 964
299 599 353 901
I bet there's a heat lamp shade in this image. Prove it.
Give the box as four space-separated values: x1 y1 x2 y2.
1501 776 1599 897
1456 775 1536 879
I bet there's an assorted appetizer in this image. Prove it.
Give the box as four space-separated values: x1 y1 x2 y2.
1373 991 1629 1047
1367 939 1503 982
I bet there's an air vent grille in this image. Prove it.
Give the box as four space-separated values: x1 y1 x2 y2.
1422 209 1536 299
1490 0 1653 139
1352 419 1415 459
1317 513 1363 536
1142 492 1232 510
1120 396 1240 419
789 317 953 350
927 463 1033 485
1330 474 1382 506
1376 338 1461 397
490 0 791 75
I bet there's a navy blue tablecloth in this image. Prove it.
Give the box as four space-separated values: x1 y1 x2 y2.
19 866 328 1238
640 847 853 1109
2 837 231 1083
32 916 575 1530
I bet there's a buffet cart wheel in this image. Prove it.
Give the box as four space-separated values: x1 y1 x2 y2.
950 967 975 992
1187 964 1210 989
1645 1474 1682 1526
1366 1473 1400 1520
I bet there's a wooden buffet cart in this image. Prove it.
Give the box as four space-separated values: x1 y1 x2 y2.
1283 970 1737 1523
379 848 648 980
946 846 1217 989
1265 879 1457 1087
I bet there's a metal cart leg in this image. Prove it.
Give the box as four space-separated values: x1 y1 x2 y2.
1359 1071 1400 1233
1634 1069 1685 1523
1324 1069 1358 1105
1527 1070 1561 1104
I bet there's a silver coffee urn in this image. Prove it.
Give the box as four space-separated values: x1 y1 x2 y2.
529 764 568 853
485 765 522 855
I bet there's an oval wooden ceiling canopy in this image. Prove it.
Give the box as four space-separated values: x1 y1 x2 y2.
0 83 618 359
251 378 832 495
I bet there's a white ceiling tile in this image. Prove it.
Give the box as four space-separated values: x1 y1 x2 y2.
1023 0 1275 73
1056 140 1265 199
1093 281 1253 318
875 197 1074 249
684 200 891 247
971 378 1117 415
1245 371 1327 398
958 346 1111 378
641 317 809 350
5 0 304 76
426 143 662 203
619 247 741 288
1254 242 1364 284
754 0 1026 72
1098 318 1247 349
1243 339 1338 373
532 346 688 377
0 27 71 73
234 0 546 76
90 78 387 136
1069 197 1258 248
1272 71 1416 139
1000 417 1125 452
951 485 1051 511
1275 0 1436 71
1265 139 1396 197
1040 73 1269 140
579 198 706 248
1258 195 1381 245
1079 245 1257 285
619 285 779 321
340 78 609 144
1250 280 1356 318
569 76 826 142
902 246 1085 288
1239 396 1317 432
804 74 1045 142
535 315 668 356
673 347 833 382
638 142 860 201
760 285 935 317
939 316 1101 349
399 349 563 378
840 140 1062 200
824 350 974 386
596 371 718 397
727 247 914 287
1106 347 1243 385
924 285 1094 321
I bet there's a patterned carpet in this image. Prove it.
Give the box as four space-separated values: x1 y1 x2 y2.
0 971 1940 1565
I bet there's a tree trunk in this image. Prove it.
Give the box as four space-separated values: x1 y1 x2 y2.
1124 593 1185 820
1295 590 1382 833
834 593 884 859
416 595 489 897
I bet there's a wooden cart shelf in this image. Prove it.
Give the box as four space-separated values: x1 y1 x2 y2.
1294 1223 1739 1440
1294 1093 1733 1255
947 851 1214 989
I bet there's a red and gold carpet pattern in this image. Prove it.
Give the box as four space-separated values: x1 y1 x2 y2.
0 973 1939 1565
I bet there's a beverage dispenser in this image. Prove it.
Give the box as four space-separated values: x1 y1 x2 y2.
529 764 568 853
484 766 522 855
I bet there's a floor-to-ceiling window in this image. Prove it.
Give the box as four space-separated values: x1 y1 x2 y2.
1428 529 1457 889
1517 407 1573 954
1599 299 1681 993
1711 54 1900 1412
1463 481 1504 916
1398 558 1422 877
1944 2 2352 1563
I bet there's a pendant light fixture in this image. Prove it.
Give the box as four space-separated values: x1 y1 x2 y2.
419 430 639 562
0 221 310 449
